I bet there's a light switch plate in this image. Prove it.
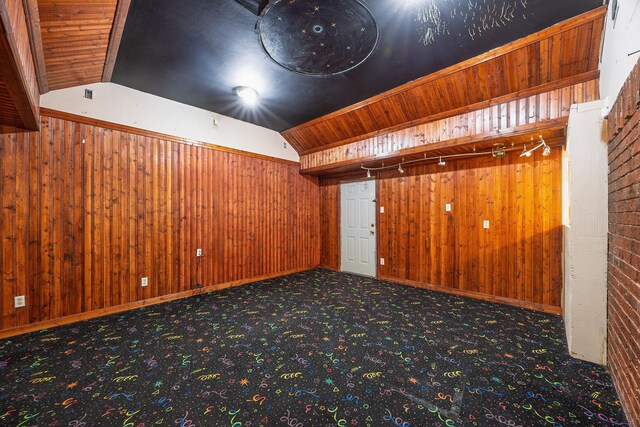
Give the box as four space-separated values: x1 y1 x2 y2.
483 220 490 229
445 203 451 212
141 277 149 287
380 258 385 265
380 206 385 213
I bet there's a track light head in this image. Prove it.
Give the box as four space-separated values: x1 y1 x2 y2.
398 164 404 174
542 145 551 157
366 169 371 178
438 157 446 166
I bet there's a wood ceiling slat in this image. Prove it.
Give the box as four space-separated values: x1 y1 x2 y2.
37 0 117 90
283 8 606 155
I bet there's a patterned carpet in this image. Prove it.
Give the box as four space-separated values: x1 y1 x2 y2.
0 269 628 426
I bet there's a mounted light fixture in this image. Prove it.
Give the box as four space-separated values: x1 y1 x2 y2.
366 169 371 178
492 144 506 158
438 157 446 166
520 135 551 158
233 86 259 105
398 164 404 174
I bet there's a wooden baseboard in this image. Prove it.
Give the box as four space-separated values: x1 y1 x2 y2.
0 267 313 339
317 264 340 271
378 274 562 315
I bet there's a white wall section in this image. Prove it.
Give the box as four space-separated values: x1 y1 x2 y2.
563 99 608 365
40 83 299 162
599 0 640 111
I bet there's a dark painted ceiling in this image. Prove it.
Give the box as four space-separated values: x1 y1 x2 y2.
112 0 602 132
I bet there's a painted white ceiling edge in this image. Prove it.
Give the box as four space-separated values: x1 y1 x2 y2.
599 0 640 112
40 82 300 162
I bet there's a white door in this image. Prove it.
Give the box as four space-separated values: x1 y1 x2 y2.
341 180 376 277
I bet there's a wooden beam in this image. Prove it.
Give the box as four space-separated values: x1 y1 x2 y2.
0 0 39 130
21 0 47 93
101 0 131 82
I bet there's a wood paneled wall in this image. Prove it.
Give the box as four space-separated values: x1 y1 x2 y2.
283 8 605 153
301 79 598 174
0 113 320 333
319 150 563 313
0 0 39 129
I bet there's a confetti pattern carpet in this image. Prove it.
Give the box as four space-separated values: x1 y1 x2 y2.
0 269 628 426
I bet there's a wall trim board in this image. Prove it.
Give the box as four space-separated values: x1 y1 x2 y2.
0 267 315 339
378 275 562 315
299 71 599 156
285 7 606 134
40 108 299 166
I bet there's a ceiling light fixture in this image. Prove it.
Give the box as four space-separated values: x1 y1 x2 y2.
233 86 259 105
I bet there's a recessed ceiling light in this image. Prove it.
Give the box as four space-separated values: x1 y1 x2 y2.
233 86 259 105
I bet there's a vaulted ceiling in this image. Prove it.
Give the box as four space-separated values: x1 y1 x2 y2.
5 0 605 152
112 0 602 132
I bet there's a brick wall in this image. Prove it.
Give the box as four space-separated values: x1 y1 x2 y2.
607 58 640 427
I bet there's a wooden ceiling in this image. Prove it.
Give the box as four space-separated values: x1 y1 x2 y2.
37 0 116 90
29 0 130 91
282 7 606 155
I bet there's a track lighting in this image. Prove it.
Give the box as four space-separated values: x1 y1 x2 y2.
520 136 550 158
361 140 549 175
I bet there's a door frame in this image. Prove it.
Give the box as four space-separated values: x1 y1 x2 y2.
339 177 378 277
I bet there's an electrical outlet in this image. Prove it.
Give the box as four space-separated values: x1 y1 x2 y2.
14 295 25 308
445 203 452 212
483 220 490 229
196 248 203 257
141 277 149 287
380 258 385 265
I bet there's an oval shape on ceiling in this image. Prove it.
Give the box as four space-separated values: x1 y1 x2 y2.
257 0 379 76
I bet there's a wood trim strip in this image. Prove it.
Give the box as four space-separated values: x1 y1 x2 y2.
300 119 568 175
379 274 562 315
299 70 599 156
21 0 47 93
283 6 606 135
102 0 131 82
0 266 316 339
40 108 300 166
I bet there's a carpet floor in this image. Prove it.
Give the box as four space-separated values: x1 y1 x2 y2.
0 269 628 426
